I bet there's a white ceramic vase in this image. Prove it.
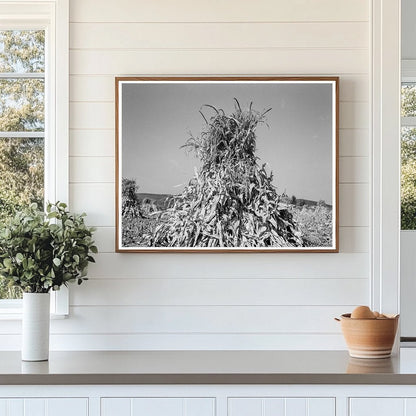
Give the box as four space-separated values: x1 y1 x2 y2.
22 292 50 361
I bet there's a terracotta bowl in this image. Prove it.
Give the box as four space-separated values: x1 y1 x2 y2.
347 357 394 373
337 313 399 359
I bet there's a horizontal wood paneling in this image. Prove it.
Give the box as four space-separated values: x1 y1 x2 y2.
70 103 113 129
339 227 369 252
339 129 369 157
69 157 114 183
0 3 52 17
339 184 369 227
69 75 369 103
70 76 115 102
0 333 347 351
51 305 355 334
69 130 114 157
70 49 368 76
339 157 369 183
91 227 115 253
70 22 368 50
86 253 369 279
69 0 369 23
339 102 369 129
69 183 114 226
70 278 368 306
57 0 373 351
0 306 354 335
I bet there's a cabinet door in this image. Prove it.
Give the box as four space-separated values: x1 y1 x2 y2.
350 398 416 416
228 397 335 416
101 398 215 416
0 398 88 416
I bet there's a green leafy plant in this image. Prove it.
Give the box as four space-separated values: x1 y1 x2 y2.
0 202 97 293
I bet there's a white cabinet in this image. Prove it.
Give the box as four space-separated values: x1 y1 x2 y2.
228 398 335 416
0 398 88 416
350 398 416 416
5 385 416 416
101 397 215 416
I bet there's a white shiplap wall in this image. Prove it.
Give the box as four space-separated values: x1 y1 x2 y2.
52 0 370 350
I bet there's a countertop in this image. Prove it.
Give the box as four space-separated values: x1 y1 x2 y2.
2 349 416 385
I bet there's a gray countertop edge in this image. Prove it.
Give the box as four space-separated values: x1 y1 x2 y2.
1 373 416 385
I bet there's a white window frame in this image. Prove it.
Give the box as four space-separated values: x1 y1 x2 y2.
0 0 69 317
371 0 401 324
399 60 416 340
401 60 416 127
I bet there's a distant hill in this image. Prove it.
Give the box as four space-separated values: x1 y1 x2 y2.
280 196 332 209
136 192 173 210
136 192 172 202
136 193 332 210
295 198 332 209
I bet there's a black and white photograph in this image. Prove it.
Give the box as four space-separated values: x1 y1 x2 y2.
116 77 338 252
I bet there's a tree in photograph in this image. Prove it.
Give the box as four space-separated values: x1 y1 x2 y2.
152 99 303 247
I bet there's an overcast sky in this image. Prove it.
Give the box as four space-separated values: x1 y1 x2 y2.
121 81 334 203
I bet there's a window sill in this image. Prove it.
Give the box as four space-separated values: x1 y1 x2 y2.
0 312 68 320
0 286 69 317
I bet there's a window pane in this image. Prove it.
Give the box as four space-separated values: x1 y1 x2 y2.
401 127 416 230
0 137 44 300
0 137 44 217
0 78 44 132
402 83 416 117
0 284 22 300
0 30 45 301
0 30 45 73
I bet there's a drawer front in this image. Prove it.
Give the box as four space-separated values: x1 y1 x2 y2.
0 398 88 416
350 398 416 416
228 397 335 416
101 397 215 416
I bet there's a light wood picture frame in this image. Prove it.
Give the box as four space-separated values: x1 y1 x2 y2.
115 77 339 253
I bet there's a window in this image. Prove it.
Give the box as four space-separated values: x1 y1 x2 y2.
0 0 69 314
401 67 416 229
0 29 45 300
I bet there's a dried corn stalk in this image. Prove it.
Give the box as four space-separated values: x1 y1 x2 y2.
151 99 303 248
121 178 150 246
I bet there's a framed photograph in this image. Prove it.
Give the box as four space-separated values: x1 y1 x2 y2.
116 77 339 252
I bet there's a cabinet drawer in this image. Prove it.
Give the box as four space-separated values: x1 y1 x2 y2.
0 398 88 416
101 397 215 416
350 398 416 416
228 397 335 416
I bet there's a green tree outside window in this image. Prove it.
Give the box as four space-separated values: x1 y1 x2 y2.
0 30 45 298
